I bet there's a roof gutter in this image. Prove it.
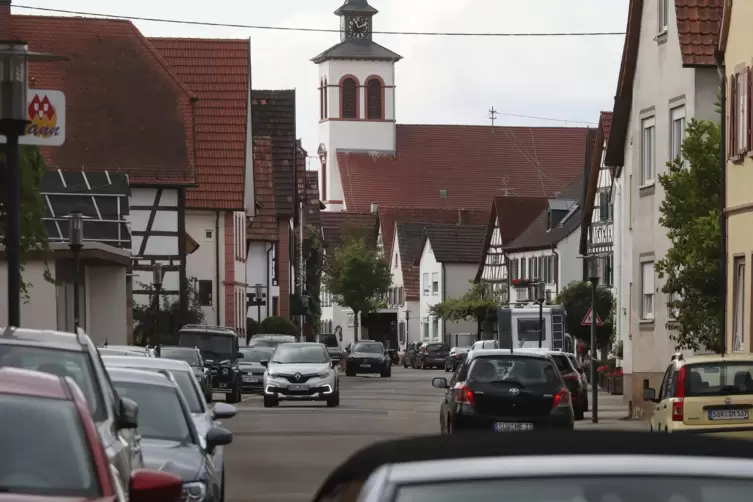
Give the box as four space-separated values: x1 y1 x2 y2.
716 48 727 355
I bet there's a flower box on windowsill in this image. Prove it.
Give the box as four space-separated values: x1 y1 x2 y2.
511 279 536 288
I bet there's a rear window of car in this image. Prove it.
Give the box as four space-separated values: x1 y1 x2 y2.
551 354 574 373
317 335 339 348
468 356 560 388
426 343 449 352
685 362 753 397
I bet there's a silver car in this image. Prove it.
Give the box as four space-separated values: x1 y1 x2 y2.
262 342 339 408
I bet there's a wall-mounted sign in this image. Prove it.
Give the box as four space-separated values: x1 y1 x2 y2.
346 313 354 328
22 90 66 146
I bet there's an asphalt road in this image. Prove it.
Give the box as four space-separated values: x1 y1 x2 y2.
219 366 639 502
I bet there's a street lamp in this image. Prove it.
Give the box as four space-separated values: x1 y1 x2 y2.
152 263 163 356
254 283 263 322
67 212 84 328
588 254 601 424
0 41 65 328
535 281 546 348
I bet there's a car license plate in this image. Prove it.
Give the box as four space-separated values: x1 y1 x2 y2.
242 376 259 383
709 409 750 420
494 422 534 432
360 364 371 368
289 385 309 391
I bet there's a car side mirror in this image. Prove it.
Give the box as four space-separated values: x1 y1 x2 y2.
205 426 233 455
260 360 269 367
643 388 657 402
129 469 183 502
212 402 237 420
118 397 139 430
432 377 449 389
236 352 244 359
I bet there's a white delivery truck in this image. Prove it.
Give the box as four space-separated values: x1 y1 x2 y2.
497 302 573 352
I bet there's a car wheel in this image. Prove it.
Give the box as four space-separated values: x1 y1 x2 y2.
263 394 279 408
326 389 340 407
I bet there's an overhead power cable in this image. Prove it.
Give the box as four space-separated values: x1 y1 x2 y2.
14 5 626 37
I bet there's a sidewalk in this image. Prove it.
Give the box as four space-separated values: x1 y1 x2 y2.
578 391 647 431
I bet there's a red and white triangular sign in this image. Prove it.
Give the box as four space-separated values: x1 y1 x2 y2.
581 306 603 327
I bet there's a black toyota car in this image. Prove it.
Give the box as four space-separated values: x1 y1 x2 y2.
345 341 392 377
178 325 244 403
432 349 574 433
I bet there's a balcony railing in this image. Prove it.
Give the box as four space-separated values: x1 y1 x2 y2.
589 221 613 248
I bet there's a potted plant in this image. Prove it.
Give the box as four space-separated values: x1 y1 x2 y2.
597 364 610 390
609 367 624 395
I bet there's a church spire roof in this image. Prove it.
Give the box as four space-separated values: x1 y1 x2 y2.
334 0 378 16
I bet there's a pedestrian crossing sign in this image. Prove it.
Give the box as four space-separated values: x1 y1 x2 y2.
581 307 603 327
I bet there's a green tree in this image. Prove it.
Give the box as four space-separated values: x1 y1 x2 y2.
304 224 324 336
655 119 722 352
259 316 299 337
132 278 205 346
429 282 506 340
556 281 614 351
0 146 53 298
323 231 391 342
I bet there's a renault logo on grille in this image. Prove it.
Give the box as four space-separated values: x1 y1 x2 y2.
295 373 302 381
509 388 520 396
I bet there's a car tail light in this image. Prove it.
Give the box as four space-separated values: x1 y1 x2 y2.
672 366 686 421
455 384 475 405
551 387 571 409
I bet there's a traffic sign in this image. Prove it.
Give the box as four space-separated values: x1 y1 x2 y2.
581 307 603 327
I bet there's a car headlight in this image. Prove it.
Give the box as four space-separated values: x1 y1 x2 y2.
182 481 207 502
267 372 282 379
316 371 330 379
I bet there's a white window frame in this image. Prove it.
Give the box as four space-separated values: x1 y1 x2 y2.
431 317 439 340
431 272 439 295
658 0 669 34
641 117 656 185
422 318 430 340
670 105 686 167
641 261 655 320
422 273 429 296
733 257 746 352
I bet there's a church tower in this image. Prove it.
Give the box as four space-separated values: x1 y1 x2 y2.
312 0 402 211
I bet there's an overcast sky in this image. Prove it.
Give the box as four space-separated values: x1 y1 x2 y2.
14 0 629 164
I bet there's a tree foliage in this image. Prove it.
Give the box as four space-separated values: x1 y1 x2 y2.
132 278 205 346
304 224 324 336
0 146 53 298
556 281 614 349
322 229 391 341
260 316 299 337
655 119 722 352
429 282 506 339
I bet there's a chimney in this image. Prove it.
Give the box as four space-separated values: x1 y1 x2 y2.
0 0 10 40
370 202 378 214
457 208 468 226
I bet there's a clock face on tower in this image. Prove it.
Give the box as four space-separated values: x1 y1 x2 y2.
346 16 369 39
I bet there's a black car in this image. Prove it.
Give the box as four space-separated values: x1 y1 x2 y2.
238 346 275 393
432 349 575 433
402 341 422 368
316 333 342 364
345 341 392 377
546 351 588 420
178 325 244 403
0 327 142 491
107 367 232 502
414 342 450 369
444 348 470 372
159 345 213 402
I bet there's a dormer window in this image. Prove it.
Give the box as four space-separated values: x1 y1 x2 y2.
546 199 577 230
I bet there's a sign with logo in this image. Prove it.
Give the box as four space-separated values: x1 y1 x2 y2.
22 90 66 146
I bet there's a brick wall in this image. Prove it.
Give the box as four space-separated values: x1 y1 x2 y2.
277 219 291 319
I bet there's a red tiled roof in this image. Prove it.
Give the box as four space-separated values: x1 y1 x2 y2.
675 0 723 67
377 206 487 261
247 137 277 241
150 38 249 209
336 125 589 212
13 16 196 184
474 196 548 282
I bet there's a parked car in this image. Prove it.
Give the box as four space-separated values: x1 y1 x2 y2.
517 348 588 420
107 367 233 502
178 325 244 403
403 342 424 368
316 333 343 364
262 342 340 407
432 349 574 433
99 344 152 357
158 345 213 402
239 345 276 393
444 347 470 372
0 326 143 490
101 354 237 486
414 342 450 369
248 333 298 350
345 340 392 377
0 366 183 501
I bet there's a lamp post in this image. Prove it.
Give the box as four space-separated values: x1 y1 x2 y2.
67 212 84 328
152 263 163 355
0 41 65 328
588 255 601 424
535 281 546 348
254 283 263 322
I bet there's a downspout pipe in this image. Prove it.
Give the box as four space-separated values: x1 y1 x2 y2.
551 244 560 297
441 262 447 344
266 243 273 319
215 211 221 326
715 49 727 355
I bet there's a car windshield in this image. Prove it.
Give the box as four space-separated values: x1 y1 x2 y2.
112 381 192 443
469 356 560 388
0 394 98 497
249 339 288 349
394 476 753 502
426 343 449 352
179 332 235 357
169 370 204 414
685 362 753 397
0 346 105 421
240 347 275 362
354 343 382 354
317 335 339 348
272 345 329 364
159 348 201 367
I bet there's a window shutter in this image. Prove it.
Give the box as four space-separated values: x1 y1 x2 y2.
743 69 749 152
749 67 753 152
553 255 559 286
730 76 737 157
